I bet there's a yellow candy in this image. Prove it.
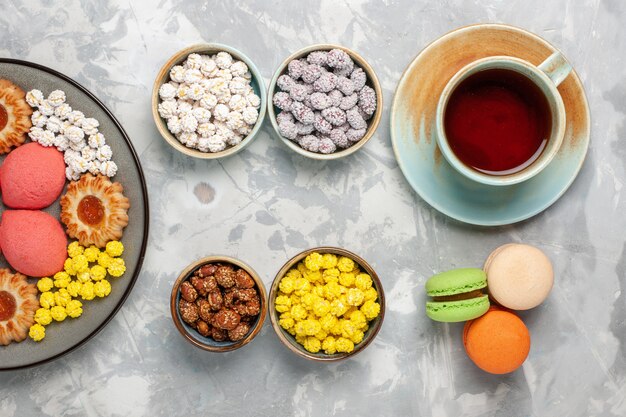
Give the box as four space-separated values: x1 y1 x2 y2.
72 255 89 273
98 252 112 268
80 281 95 301
303 337 321 353
319 314 338 331
304 252 323 271
54 289 72 307
300 293 317 310
34 308 53 326
54 271 71 288
304 270 322 283
94 280 112 297
341 320 358 339
66 281 82 297
363 287 378 302
76 271 91 283
322 336 337 354
107 258 126 277
274 295 291 313
64 258 76 275
361 300 381 320
105 240 124 257
338 272 355 287
321 253 338 269
29 324 45 342
330 297 349 316
349 310 367 327
346 288 365 306
350 331 365 344
66 300 83 318
278 275 296 294
39 292 55 309
294 321 306 337
355 273 373 291
83 246 101 262
296 263 310 276
285 269 302 280
303 319 321 336
335 337 354 353
293 277 310 296
90 265 107 281
290 305 307 321
51 305 67 322
37 277 54 292
324 282 343 300
337 257 355 272
67 241 84 258
312 299 330 317
322 268 339 283
279 316 295 330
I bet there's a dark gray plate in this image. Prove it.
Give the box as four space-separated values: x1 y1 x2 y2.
0 59 149 370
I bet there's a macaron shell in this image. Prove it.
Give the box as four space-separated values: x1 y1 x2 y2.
426 295 490 322
486 244 553 310
425 268 487 297
483 243 518 273
463 307 531 374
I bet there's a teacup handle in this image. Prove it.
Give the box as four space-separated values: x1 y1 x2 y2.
538 52 572 87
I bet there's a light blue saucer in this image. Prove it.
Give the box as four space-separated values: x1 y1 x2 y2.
390 24 590 226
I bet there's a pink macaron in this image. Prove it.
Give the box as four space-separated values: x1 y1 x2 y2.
484 243 553 310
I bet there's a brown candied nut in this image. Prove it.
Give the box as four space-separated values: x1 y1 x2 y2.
228 322 251 342
215 265 236 288
231 302 248 317
197 299 214 323
234 269 255 289
223 289 236 308
244 298 261 316
198 264 219 278
179 299 199 325
212 308 241 330
180 281 198 302
236 288 258 302
207 290 223 311
190 276 213 296
196 320 211 337
211 327 228 342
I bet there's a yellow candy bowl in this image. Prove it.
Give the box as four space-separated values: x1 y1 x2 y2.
268 247 385 361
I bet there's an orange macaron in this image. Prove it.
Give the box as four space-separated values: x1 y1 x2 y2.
463 306 530 374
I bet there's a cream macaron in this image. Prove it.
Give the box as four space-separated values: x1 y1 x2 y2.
483 243 553 310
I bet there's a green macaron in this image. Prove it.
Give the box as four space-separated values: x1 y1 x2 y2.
425 268 490 322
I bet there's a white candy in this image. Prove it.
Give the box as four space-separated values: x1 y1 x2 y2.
159 83 177 101
200 59 218 77
54 103 72 120
192 107 211 124
69 139 86 151
170 65 186 83
81 118 99 135
39 130 56 147
54 135 70 152
225 111 244 131
96 144 113 161
67 110 85 125
228 94 246 112
215 52 233 69
26 89 45 107
242 107 259 125
88 162 101 175
65 125 85 143
215 121 234 141
64 149 81 164
81 146 96 161
229 80 247 96
187 83 205 101
185 53 203 70
215 89 231 105
167 116 183 134
216 69 233 81
227 134 243 147
207 135 227 153
180 113 198 133
197 122 216 138
45 116 63 133
65 166 81 181
184 68 203 84
31 111 47 128
238 124 252 136
28 127 45 142
178 131 198 148
176 84 190 100
47 90 66 107
176 100 193 115
158 100 178 119
229 61 248 78
213 104 229 122
99 161 118 177
200 94 218 110
88 133 106 148
246 93 261 108
38 100 54 116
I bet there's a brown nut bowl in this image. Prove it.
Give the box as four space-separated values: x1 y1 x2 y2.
268 247 385 361
170 256 267 352
267 44 383 160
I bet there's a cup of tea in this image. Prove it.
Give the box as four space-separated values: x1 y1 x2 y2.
435 52 573 186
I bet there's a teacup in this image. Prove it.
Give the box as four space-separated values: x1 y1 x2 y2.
435 52 572 186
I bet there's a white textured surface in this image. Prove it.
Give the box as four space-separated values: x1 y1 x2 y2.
1 1 626 416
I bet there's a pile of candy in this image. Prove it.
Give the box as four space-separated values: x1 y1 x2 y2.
273 49 377 154
25 89 117 180
158 52 261 153
28 241 126 342
274 252 381 354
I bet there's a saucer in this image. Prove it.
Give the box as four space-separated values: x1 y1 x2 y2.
390 24 590 226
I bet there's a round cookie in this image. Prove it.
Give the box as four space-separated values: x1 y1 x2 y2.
0 210 68 277
463 306 530 374
484 243 553 310
0 142 66 209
